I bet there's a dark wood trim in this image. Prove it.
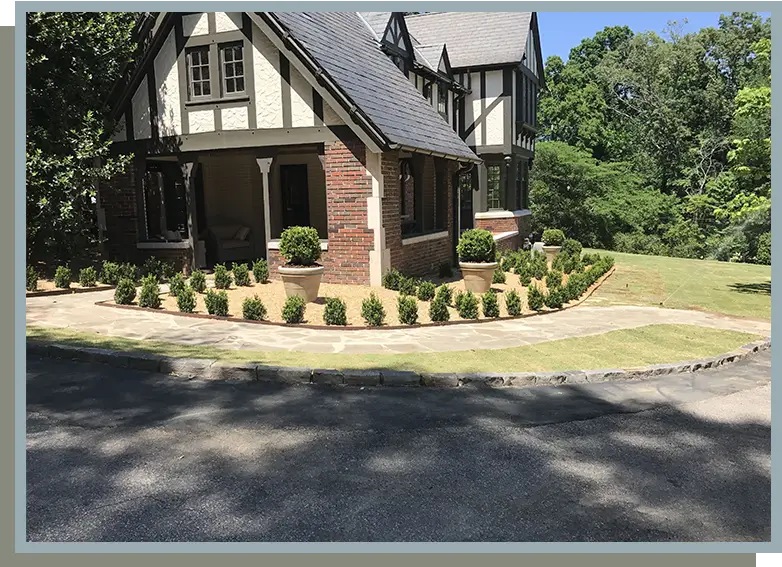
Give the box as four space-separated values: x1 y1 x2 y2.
134 154 147 241
184 96 250 109
184 29 246 48
208 42 219 101
457 73 465 139
147 67 159 141
207 12 216 35
518 64 539 85
125 108 134 142
313 90 324 126
280 53 292 128
242 13 257 130
175 17 189 135
213 107 222 131
479 71 486 146
503 67 514 156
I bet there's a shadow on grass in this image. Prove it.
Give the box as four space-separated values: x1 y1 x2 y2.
25 354 771 543
729 281 771 296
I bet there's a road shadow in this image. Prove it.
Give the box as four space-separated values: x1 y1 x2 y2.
25 356 770 542
729 281 771 295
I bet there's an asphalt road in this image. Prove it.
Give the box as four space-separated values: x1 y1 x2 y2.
26 351 771 542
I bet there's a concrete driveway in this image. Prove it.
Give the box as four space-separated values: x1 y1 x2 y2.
26 351 770 542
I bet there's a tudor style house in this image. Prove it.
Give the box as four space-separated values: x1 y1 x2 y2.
101 11 543 285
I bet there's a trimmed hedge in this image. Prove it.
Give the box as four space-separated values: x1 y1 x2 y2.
397 295 418 325
213 264 232 289
138 275 161 309
242 295 267 321
282 295 306 324
204 289 229 316
279 226 321 266
114 278 136 305
232 263 251 286
176 285 197 313
361 293 386 326
482 290 500 318
189 270 206 293
252 259 269 284
455 290 479 319
54 266 71 289
457 228 496 263
323 297 348 326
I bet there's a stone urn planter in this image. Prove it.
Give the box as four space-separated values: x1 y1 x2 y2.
542 228 566 267
277 226 324 302
457 228 498 294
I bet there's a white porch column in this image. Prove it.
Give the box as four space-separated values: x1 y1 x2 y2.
365 151 390 287
256 157 274 253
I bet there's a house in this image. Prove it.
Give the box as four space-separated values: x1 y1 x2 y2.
101 11 543 284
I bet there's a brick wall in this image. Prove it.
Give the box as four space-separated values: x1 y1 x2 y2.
138 247 194 276
100 160 140 263
475 212 533 250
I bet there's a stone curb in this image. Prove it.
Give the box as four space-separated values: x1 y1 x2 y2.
26 337 771 389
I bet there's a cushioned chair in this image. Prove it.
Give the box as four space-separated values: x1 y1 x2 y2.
209 225 252 265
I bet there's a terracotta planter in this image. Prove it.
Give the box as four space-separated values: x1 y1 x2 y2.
279 265 325 302
459 261 499 293
542 245 562 267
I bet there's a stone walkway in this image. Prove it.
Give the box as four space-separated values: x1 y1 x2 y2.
26 289 770 354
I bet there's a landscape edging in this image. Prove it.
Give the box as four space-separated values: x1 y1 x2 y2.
26 284 115 298
26 336 771 389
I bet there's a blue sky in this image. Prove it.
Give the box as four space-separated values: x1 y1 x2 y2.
538 12 772 62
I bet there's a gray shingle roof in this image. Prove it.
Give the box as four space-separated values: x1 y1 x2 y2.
405 12 532 68
270 12 479 162
414 44 444 72
357 11 391 38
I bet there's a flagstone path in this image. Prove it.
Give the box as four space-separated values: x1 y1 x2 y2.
26 289 770 355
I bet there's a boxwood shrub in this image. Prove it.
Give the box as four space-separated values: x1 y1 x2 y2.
456 228 496 263
26 266 38 292
435 284 453 306
482 290 500 318
213 264 232 289
138 275 161 309
492 267 506 284
542 228 566 246
361 293 386 326
232 263 251 286
560 238 582 258
527 284 545 311
545 269 563 289
429 294 450 322
505 289 522 316
282 295 306 324
382 267 403 291
78 267 97 287
114 278 136 305
252 259 269 284
242 295 267 321
176 285 197 313
118 263 140 283
416 280 436 301
279 226 321 266
189 270 206 293
100 261 121 285
531 251 548 279
397 295 418 325
54 266 71 289
323 297 348 326
398 275 418 297
544 287 565 310
456 290 479 319
204 289 229 316
168 272 186 297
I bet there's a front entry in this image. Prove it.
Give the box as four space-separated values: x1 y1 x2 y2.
280 164 310 229
458 170 474 234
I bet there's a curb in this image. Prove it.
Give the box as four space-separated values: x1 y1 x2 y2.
26 336 771 389
92 266 617 331
26 285 115 298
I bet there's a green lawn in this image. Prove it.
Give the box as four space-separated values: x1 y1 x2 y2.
585 249 770 320
27 324 759 374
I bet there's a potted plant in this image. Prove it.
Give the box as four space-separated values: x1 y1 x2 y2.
456 228 498 293
278 226 324 302
542 228 565 267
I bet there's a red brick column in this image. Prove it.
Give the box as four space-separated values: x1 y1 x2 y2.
100 160 140 264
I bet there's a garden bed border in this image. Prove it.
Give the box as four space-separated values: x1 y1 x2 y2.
92 266 616 331
26 284 115 298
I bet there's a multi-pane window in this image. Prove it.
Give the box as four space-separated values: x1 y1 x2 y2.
143 163 188 241
438 84 448 119
487 164 503 210
187 47 211 99
400 159 416 236
220 43 245 95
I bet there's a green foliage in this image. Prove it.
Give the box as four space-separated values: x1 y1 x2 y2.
542 229 566 246
382 268 403 291
323 297 347 326
429 294 450 322
204 289 229 317
756 232 770 265
252 259 269 284
398 276 418 297
189 270 206 293
176 285 196 314
53 266 71 289
435 285 453 306
545 269 563 289
113 278 136 305
505 289 523 316
167 272 185 297
438 262 453 278
213 264 232 289
138 275 161 309
78 266 97 287
560 239 583 258
530 251 548 279
242 295 267 321
118 263 139 283
397 295 419 325
142 257 172 282
455 290 479 319
544 287 565 310
564 273 587 302
100 261 121 285
278 226 321 266
456 229 496 263
232 263 251 286
26 12 138 265
482 290 500 318
492 267 506 284
26 266 39 292
361 293 386 326
581 252 601 265
281 295 306 324
527 284 545 311
416 280 436 301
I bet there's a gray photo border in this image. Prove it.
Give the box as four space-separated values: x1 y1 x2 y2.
14 0 779 554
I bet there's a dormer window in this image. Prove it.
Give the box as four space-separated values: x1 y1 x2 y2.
437 84 448 118
220 42 245 95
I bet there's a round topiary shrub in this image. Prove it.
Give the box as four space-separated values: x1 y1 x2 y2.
78 267 97 287
756 232 771 265
382 268 403 291
429 294 450 322
26 266 39 292
189 270 206 293
456 290 479 319
252 259 269 284
482 290 500 318
100 261 120 286
542 228 566 246
114 278 136 305
492 267 506 284
527 284 545 311
456 228 496 263
323 297 348 326
213 264 232 289
54 266 71 289
168 272 186 297
118 263 140 283
397 295 418 325
505 289 522 316
232 263 251 286
279 226 321 266
204 289 229 316
416 280 436 301
138 275 161 309
361 293 386 326
282 295 306 324
560 238 582 258
242 295 267 321
176 285 197 313
545 269 563 289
